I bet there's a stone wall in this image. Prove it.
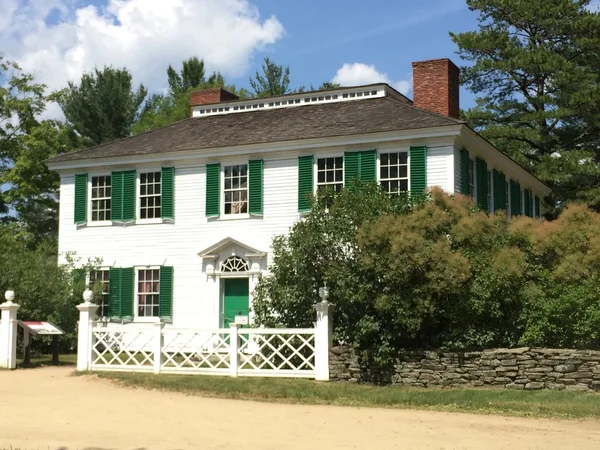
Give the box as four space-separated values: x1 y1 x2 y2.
329 346 600 391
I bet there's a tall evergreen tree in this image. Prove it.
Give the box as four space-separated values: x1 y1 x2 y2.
451 0 600 213
249 57 290 97
57 66 147 147
167 57 206 97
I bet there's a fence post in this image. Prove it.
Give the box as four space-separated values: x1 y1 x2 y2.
76 289 99 372
154 322 164 374
0 291 20 370
314 301 335 381
229 323 240 377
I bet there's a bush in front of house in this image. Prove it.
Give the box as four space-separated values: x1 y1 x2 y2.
252 184 600 363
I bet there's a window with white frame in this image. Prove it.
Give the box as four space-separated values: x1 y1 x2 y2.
380 152 408 194
469 159 476 199
487 170 493 213
224 164 248 214
90 270 110 317
317 157 343 192
137 269 160 317
91 176 111 221
140 172 161 219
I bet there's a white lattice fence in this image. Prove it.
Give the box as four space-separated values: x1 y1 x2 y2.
92 326 156 371
161 329 231 375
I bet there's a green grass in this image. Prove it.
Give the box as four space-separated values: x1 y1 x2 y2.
84 371 600 420
15 353 77 369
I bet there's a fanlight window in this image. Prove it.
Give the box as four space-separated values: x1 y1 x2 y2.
221 256 249 273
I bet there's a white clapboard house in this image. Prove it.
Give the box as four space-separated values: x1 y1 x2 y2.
47 58 551 329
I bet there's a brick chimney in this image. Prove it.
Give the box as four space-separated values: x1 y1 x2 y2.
411 58 460 119
190 88 239 109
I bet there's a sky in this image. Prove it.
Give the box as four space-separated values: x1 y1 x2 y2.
0 0 497 119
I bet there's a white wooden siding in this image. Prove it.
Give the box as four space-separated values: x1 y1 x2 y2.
426 145 454 193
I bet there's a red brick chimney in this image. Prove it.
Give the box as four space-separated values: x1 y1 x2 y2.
190 88 239 107
412 58 460 119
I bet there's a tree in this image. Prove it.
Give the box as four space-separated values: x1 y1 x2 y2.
450 0 600 214
57 66 148 147
167 57 205 97
249 57 290 97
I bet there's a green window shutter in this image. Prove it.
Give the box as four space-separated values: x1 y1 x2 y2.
111 170 136 222
111 171 124 222
344 151 359 186
206 163 220 217
460 149 470 195
510 180 521 216
493 170 506 212
120 267 134 319
248 159 264 215
74 174 88 225
122 170 136 221
359 150 376 182
159 266 174 320
535 195 541 218
409 146 427 194
161 167 175 219
298 156 314 212
108 268 122 318
524 189 533 217
475 158 488 210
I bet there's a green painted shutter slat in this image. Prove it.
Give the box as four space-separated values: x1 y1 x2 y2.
120 267 134 319
74 174 88 224
535 195 541 218
344 151 359 186
359 150 377 182
409 146 427 194
475 158 488 210
122 170 136 221
248 160 264 215
298 156 314 212
493 170 506 212
460 149 470 195
524 189 533 217
159 266 174 320
109 268 122 318
161 167 175 219
206 163 220 217
510 180 521 216
111 171 124 222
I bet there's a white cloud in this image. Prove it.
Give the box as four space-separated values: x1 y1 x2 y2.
332 63 412 95
1 0 285 118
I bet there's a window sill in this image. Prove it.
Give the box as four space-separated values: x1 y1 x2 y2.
80 221 113 228
136 218 174 225
212 213 263 222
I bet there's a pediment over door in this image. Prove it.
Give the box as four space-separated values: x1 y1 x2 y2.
198 237 267 277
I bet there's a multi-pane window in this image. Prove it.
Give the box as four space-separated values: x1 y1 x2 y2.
137 269 160 317
90 270 110 317
91 176 111 221
469 159 476 199
140 172 161 219
380 152 408 194
224 164 248 214
488 171 493 213
317 157 343 192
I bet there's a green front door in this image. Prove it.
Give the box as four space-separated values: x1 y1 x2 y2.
223 278 249 328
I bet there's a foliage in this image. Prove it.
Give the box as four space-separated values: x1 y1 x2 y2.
57 66 148 147
249 57 291 97
167 56 206 97
450 0 600 214
254 186 600 362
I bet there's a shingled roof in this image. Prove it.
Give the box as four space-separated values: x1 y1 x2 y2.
47 96 463 165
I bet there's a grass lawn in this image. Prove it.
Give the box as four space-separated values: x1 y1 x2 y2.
85 371 600 420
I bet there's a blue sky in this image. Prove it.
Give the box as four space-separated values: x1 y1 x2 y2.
1 0 481 114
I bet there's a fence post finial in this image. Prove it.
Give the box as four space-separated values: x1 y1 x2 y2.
315 300 335 381
0 291 20 369
76 290 99 372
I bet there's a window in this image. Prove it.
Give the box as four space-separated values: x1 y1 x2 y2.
469 159 476 198
137 269 160 317
317 157 343 192
90 270 110 317
91 176 111 221
505 181 510 215
380 152 408 194
224 164 248 214
140 172 161 219
487 170 493 213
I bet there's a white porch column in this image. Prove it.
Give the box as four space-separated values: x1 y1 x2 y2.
229 323 240 377
314 301 335 381
0 291 20 370
76 289 99 372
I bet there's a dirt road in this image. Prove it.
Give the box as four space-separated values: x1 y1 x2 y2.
1 367 599 450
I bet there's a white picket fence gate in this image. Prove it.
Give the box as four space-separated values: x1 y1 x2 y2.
77 301 334 380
